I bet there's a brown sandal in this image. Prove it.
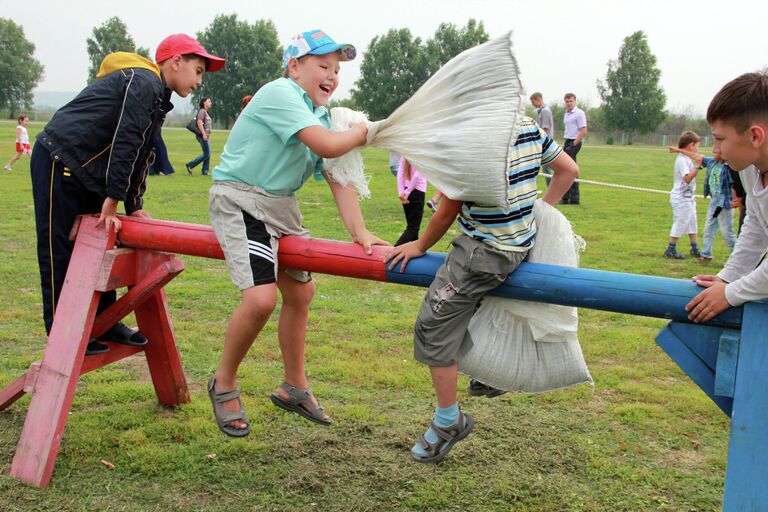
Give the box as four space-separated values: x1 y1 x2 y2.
270 381 331 426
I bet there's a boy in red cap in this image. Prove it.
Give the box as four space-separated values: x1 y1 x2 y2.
31 34 224 355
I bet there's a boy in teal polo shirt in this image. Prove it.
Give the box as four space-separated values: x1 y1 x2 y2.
207 30 386 437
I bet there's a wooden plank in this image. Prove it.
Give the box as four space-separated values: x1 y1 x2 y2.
10 216 112 487
656 323 733 416
723 301 768 511
94 248 136 291
715 330 740 398
134 250 189 406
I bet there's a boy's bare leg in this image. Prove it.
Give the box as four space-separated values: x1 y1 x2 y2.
430 364 459 408
274 270 328 419
214 283 277 429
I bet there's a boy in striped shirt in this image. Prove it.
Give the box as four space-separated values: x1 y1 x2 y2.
385 117 579 463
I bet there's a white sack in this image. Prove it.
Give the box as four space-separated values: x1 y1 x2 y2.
324 107 372 199
366 32 524 208
457 200 593 393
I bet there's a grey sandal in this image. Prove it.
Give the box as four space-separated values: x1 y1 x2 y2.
270 381 331 426
207 377 251 437
412 412 474 463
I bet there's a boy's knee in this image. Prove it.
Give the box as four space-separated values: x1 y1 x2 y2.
280 277 315 307
241 287 278 320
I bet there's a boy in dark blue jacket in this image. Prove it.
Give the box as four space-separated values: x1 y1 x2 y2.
31 34 224 354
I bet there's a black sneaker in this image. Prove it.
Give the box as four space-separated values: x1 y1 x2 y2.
663 248 685 259
690 247 702 257
467 379 507 398
98 322 148 347
85 340 110 356
185 163 192 174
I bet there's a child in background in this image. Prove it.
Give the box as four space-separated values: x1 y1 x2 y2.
395 157 426 246
426 190 444 212
384 117 579 463
686 71 768 322
669 145 736 262
207 29 387 437
5 115 31 171
664 131 703 259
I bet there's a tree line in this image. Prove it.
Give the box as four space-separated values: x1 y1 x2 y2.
1 15 688 143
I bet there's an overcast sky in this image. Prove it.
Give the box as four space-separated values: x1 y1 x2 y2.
4 0 767 116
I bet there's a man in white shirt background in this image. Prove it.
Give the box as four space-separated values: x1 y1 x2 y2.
561 92 587 204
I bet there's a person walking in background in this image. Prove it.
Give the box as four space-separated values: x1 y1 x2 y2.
530 92 554 136
426 190 444 212
561 93 587 204
664 131 703 259
395 157 426 246
530 92 554 183
389 151 401 176
5 115 32 171
148 133 175 175
186 96 213 176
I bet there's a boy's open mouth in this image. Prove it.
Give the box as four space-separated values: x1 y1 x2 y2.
320 84 331 94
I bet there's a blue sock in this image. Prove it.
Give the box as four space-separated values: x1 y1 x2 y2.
666 243 677 252
411 403 459 458
691 242 699 250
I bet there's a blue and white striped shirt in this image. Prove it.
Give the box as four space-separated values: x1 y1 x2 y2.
458 117 562 251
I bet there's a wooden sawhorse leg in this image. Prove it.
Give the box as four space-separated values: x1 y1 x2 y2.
4 216 187 487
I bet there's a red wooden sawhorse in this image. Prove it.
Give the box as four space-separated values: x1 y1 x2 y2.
0 215 188 488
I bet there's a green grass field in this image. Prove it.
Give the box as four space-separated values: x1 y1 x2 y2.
0 119 733 511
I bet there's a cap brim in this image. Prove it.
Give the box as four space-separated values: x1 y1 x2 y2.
307 43 356 61
196 51 226 72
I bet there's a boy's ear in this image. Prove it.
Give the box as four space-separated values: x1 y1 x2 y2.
749 124 767 147
286 57 300 78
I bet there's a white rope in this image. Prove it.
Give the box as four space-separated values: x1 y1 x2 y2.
544 175 706 199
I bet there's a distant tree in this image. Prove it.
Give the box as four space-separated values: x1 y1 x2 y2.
351 28 428 121
597 31 666 144
86 17 149 83
327 97 359 111
195 14 282 128
0 18 44 118
424 19 489 73
352 20 487 121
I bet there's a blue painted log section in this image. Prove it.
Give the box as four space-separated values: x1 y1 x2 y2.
387 255 743 329
723 301 768 512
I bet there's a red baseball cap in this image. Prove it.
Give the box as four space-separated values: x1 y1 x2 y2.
155 34 226 72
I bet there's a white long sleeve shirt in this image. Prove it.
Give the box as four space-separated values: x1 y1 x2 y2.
718 165 768 306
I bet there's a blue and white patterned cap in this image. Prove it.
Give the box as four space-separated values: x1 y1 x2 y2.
282 30 356 69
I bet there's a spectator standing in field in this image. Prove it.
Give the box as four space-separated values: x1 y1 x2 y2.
389 151 401 176
530 92 554 137
5 114 32 171
561 93 587 204
148 134 175 175
530 92 554 183
664 131 703 259
395 157 426 246
186 96 213 176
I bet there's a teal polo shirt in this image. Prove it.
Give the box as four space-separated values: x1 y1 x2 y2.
212 78 329 195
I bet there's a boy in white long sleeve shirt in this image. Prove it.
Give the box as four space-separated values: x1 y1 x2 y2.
686 71 768 322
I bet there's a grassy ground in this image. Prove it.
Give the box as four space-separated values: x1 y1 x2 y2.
0 120 734 511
